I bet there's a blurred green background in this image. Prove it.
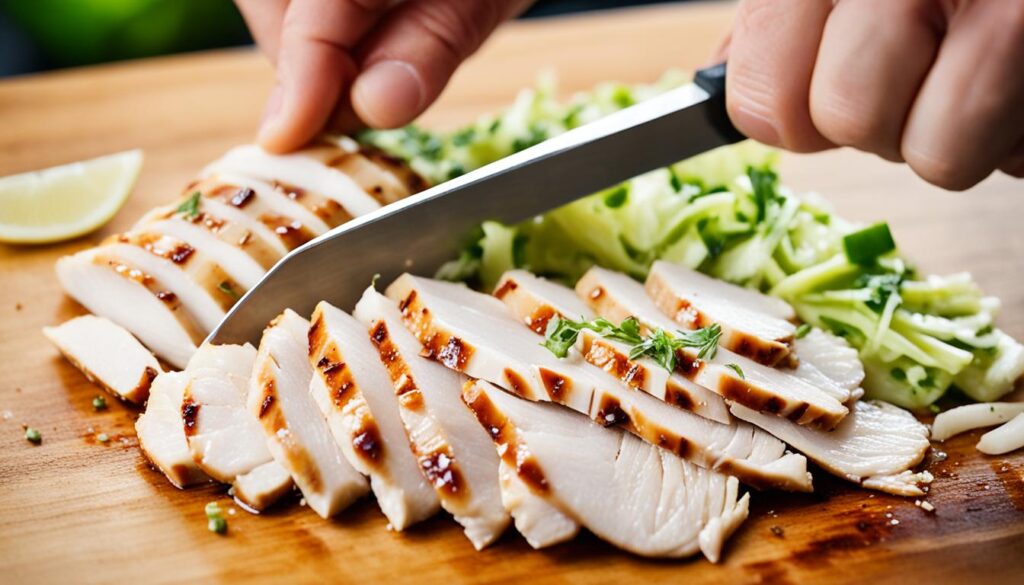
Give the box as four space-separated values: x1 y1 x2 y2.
0 0 687 77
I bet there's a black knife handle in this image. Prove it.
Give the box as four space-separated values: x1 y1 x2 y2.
694 62 745 145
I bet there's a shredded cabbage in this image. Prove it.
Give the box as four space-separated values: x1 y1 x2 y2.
360 73 1024 410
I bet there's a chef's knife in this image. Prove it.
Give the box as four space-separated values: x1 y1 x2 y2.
208 63 743 345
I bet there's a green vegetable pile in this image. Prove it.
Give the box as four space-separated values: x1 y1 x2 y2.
360 72 1024 410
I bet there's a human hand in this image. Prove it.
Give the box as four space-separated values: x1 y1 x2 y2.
724 0 1024 190
236 0 533 153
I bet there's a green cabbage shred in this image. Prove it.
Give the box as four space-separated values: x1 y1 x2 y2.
359 72 1024 410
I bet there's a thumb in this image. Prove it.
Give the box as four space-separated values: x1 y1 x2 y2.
351 0 531 129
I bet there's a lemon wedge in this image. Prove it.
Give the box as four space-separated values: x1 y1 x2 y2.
0 149 143 244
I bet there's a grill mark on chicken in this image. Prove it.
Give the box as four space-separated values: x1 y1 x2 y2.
368 321 426 413
672 298 705 329
580 336 647 388
537 367 571 402
717 376 830 428
259 214 315 250
664 380 696 411
673 350 705 379
462 382 550 494
502 368 531 397
730 331 792 367
396 290 476 371
269 180 353 227
596 394 631 427
415 448 466 497
359 145 430 195
525 306 557 335
352 428 383 463
629 410 694 461
254 363 323 492
493 279 518 300
181 398 199 436
229 187 256 208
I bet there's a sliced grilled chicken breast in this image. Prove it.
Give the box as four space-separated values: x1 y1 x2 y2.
643 262 797 366
577 267 850 429
464 379 749 560
308 301 440 530
203 144 382 218
794 329 865 392
43 315 161 404
494 270 731 424
136 372 209 488
386 274 812 492
497 460 580 549
249 310 368 519
730 401 931 496
353 288 511 549
316 136 425 205
56 248 202 368
193 174 335 235
94 235 235 331
233 460 295 512
181 343 293 511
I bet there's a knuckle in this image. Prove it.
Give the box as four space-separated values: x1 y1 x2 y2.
903 145 980 191
810 88 883 149
404 0 504 60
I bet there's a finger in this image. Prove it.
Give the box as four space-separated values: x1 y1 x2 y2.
234 0 290 64
351 0 531 129
259 0 393 153
999 138 1024 179
726 0 835 152
708 31 731 65
901 1 1024 190
809 0 943 161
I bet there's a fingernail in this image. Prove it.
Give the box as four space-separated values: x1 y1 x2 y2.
734 105 781 146
258 84 284 144
352 60 424 128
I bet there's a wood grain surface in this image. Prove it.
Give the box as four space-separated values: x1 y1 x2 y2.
1 2 1023 583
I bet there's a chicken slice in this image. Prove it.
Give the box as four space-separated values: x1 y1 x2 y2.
494 270 731 424
56 248 202 368
249 310 368 519
931 402 1024 441
353 288 511 549
95 234 237 331
308 301 440 530
643 262 797 366
233 460 295 513
193 174 336 234
729 401 931 496
791 328 865 403
181 343 293 511
385 274 812 492
496 459 580 549
577 267 850 429
136 372 209 488
43 315 161 404
463 379 749 560
316 137 425 205
203 144 382 218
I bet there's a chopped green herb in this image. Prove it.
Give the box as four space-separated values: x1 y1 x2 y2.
890 368 907 381
748 167 781 223
541 316 643 359
205 501 228 535
928 404 940 414
843 222 897 266
488 118 502 134
176 191 202 219
674 324 723 361
97 433 109 443
726 363 745 379
217 281 240 300
451 128 476 147
25 427 41 444
92 395 108 410
794 323 812 339
611 86 635 108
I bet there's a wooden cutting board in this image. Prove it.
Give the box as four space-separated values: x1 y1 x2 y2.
1 3 1022 583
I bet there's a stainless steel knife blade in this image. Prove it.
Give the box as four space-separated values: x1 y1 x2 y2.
208 64 741 345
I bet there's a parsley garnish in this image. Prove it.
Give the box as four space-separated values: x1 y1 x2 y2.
726 363 745 379
795 323 812 339
176 191 202 219
25 427 41 444
542 316 721 372
92 395 108 410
